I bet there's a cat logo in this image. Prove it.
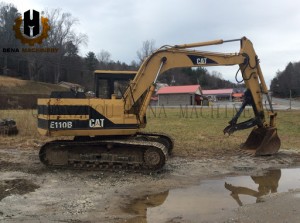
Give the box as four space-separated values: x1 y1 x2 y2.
196 57 207 65
13 9 50 46
89 119 105 128
187 55 217 65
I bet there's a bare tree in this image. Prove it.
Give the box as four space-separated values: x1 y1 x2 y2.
44 8 88 83
0 3 19 75
211 71 223 79
130 60 139 69
97 49 111 64
136 39 156 64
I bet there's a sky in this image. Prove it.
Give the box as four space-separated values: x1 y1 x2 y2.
3 0 300 86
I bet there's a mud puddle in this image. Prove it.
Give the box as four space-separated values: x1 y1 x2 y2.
0 179 39 201
124 168 300 222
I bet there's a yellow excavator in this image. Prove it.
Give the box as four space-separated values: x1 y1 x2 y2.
37 37 281 170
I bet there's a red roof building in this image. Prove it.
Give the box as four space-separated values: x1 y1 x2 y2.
156 85 202 106
201 88 234 101
201 88 233 95
157 85 201 95
232 92 244 101
232 92 244 98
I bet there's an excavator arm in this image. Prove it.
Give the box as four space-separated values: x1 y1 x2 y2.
124 37 280 155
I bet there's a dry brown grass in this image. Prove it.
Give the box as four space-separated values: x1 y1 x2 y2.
0 110 38 136
0 76 67 94
0 76 27 87
0 109 47 148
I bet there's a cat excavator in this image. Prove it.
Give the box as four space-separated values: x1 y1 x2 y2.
37 36 281 170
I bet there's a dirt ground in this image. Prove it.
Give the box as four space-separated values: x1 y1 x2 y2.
1 142 300 223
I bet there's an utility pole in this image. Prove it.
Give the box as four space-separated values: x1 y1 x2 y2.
289 89 292 110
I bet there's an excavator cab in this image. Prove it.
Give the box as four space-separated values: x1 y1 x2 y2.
94 70 137 99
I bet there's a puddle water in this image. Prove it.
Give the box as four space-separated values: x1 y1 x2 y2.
125 168 300 223
0 179 39 201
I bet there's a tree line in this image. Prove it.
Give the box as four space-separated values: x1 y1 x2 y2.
270 61 300 98
0 2 242 91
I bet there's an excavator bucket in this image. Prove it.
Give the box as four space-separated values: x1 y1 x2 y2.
241 127 281 156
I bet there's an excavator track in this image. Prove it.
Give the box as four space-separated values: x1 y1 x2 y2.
39 134 170 171
136 132 174 155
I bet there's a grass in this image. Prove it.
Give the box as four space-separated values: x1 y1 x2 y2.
276 110 300 149
146 107 300 156
144 107 257 156
0 108 299 156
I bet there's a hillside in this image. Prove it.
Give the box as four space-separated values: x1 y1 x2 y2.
0 76 69 109
0 76 68 95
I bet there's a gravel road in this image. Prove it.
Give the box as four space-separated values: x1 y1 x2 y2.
0 144 300 222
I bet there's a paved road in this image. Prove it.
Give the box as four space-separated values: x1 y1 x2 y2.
213 97 300 110
270 97 300 110
151 98 300 110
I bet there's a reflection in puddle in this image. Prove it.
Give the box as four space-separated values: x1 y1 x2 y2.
123 191 169 223
125 168 300 223
225 169 281 206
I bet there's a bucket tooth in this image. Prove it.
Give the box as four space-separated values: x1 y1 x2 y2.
241 127 281 156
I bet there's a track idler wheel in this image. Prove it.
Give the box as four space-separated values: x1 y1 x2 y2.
144 147 165 170
241 127 281 156
39 143 69 166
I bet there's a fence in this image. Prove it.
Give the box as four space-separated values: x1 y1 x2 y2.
147 104 253 119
